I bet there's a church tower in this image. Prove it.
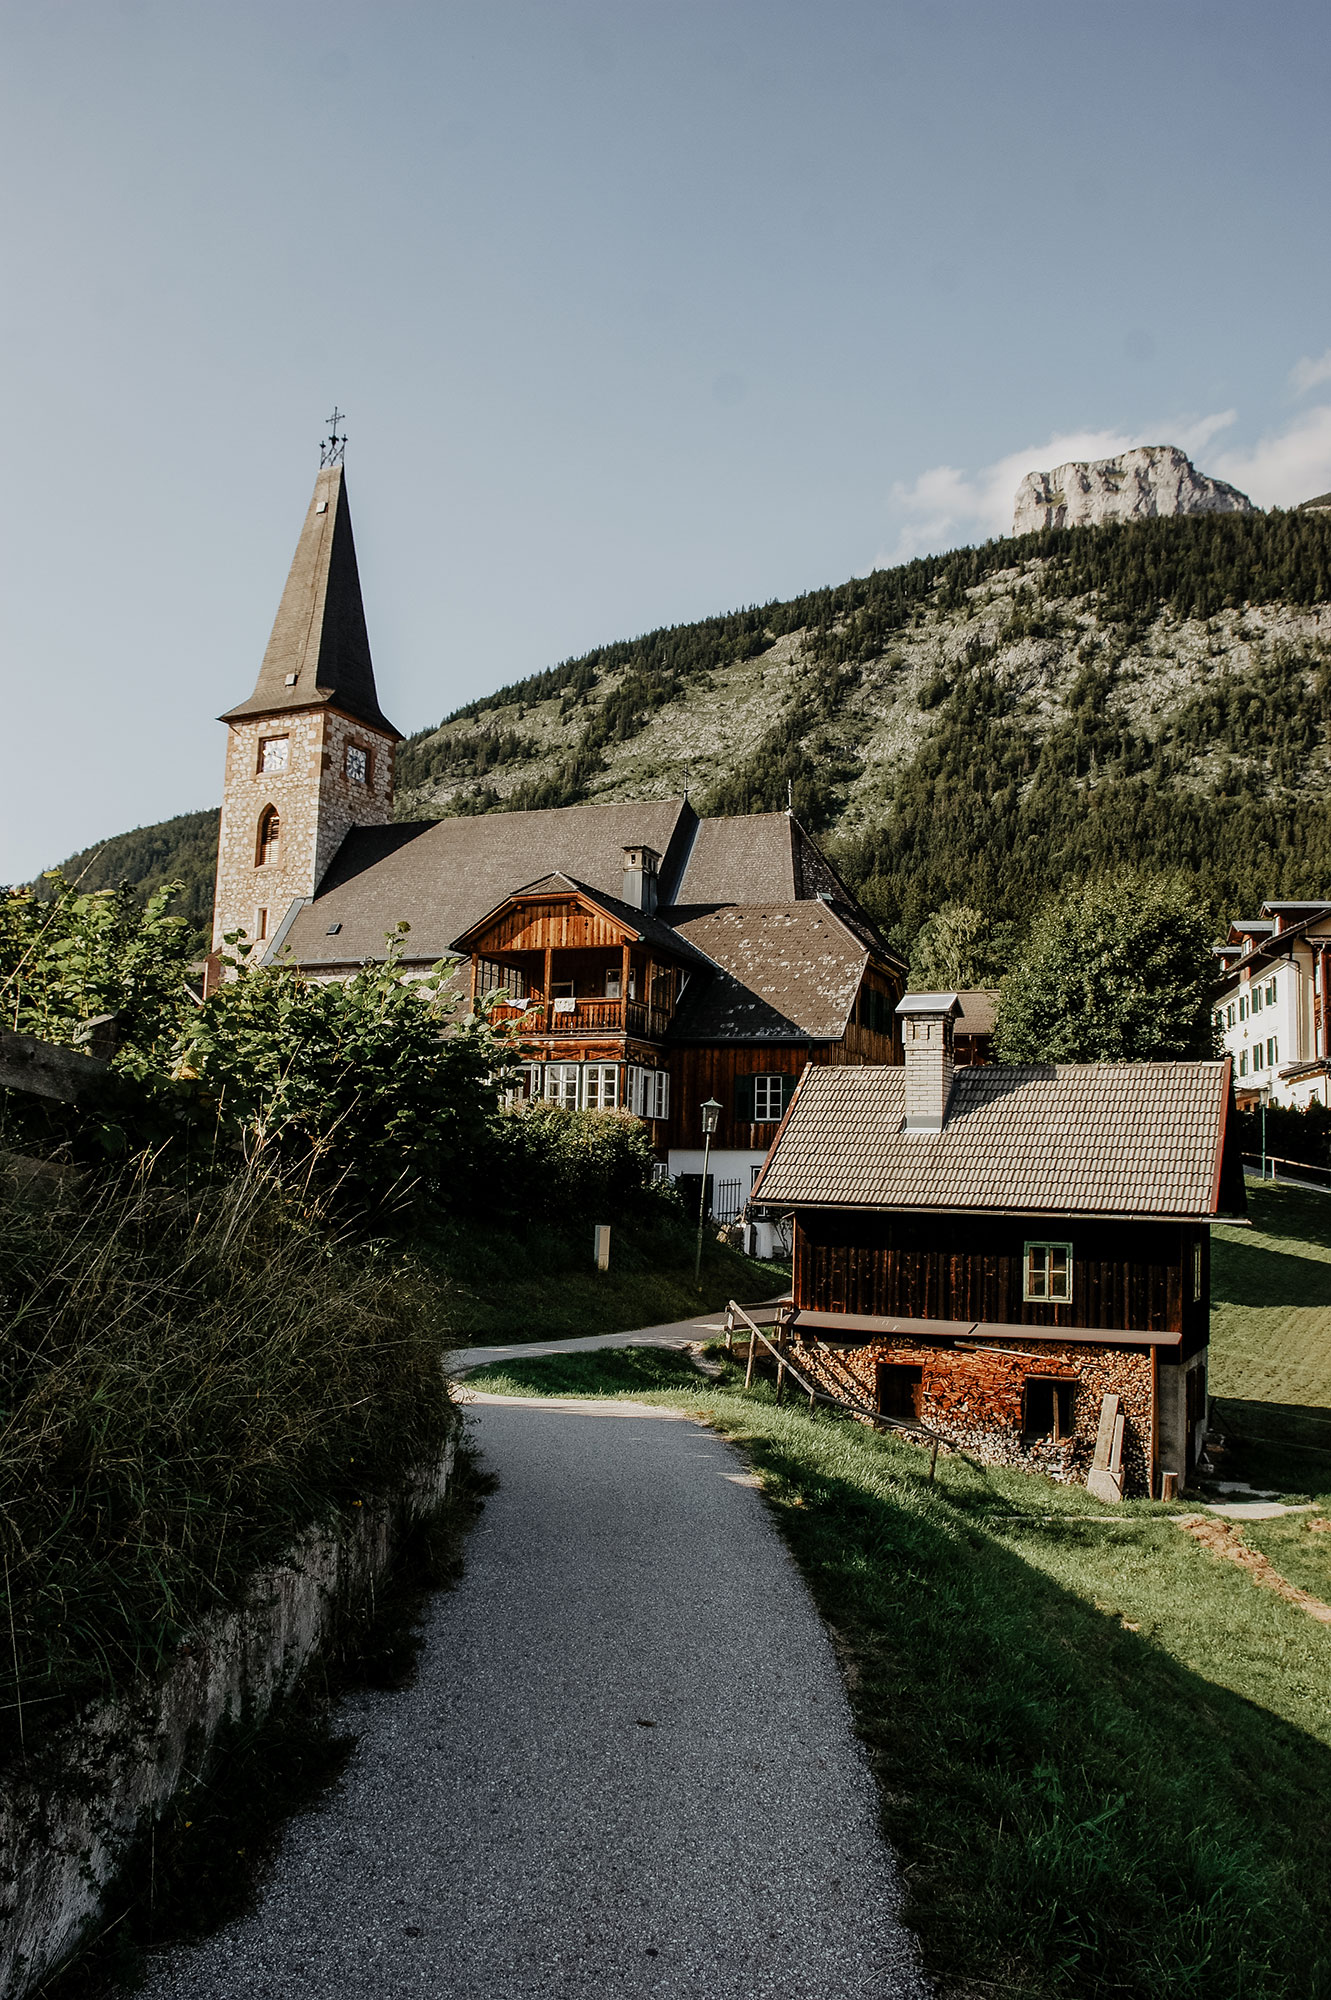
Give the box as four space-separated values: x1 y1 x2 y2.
210 455 401 959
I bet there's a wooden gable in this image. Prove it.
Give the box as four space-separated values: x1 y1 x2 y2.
468 891 635 958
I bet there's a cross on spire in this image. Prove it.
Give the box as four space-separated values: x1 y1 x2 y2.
320 407 347 468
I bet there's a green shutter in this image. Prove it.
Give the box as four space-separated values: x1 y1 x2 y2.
734 1073 756 1124
779 1072 796 1116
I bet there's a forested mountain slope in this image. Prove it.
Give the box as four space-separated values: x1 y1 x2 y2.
397 510 1331 937
33 511 1331 945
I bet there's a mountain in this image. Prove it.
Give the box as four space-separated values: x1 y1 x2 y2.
34 508 1331 948
1011 446 1253 534
32 808 221 935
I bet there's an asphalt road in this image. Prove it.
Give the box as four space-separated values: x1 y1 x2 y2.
448 1307 767 1374
142 1400 929 1999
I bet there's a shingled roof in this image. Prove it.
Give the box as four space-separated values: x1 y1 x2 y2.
272 797 696 967
753 1061 1243 1219
221 466 400 737
668 904 875 1041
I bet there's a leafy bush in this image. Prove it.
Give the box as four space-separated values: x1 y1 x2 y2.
0 1154 455 1766
486 1101 674 1222
177 934 514 1213
0 879 194 1060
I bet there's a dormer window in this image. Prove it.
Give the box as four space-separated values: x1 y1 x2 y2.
256 806 281 867
258 735 289 774
345 744 369 784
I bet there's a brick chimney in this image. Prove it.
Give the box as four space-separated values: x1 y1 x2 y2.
896 993 962 1131
621 845 660 915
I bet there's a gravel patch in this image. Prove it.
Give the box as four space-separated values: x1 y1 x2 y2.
140 1400 928 1998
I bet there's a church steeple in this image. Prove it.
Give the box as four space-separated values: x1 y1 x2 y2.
210 458 400 961
220 463 399 738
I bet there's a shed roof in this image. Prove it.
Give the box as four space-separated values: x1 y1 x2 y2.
753 1061 1241 1219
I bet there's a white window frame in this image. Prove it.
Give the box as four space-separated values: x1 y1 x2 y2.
1268 1035 1278 1066
1253 1044 1265 1071
650 1070 669 1119
1023 1240 1072 1304
582 1064 620 1112
1266 978 1277 1005
753 1073 786 1123
1239 1049 1248 1076
543 1063 580 1110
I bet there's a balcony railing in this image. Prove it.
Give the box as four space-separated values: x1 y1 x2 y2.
488 998 673 1040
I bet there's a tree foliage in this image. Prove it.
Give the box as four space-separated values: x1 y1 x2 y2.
995 875 1219 1064
908 903 1012 989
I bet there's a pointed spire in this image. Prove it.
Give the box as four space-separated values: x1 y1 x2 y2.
221 464 400 737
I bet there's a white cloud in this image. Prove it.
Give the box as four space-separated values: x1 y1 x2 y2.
1212 404 1331 508
1291 349 1331 395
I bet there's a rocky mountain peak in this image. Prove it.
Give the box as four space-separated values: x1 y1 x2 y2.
1012 444 1254 535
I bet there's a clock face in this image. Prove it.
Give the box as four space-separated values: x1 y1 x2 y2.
345 744 369 784
259 736 289 774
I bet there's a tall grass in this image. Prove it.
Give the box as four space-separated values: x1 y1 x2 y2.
0 1153 455 1768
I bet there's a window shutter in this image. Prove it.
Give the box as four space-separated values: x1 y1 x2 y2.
734 1073 756 1124
779 1072 796 1117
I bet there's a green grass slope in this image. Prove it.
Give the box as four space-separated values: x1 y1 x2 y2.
1210 1176 1331 1456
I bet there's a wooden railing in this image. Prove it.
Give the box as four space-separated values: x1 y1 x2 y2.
724 1300 959 1478
487 998 673 1040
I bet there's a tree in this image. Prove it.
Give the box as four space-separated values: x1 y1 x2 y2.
995 874 1219 1064
0 877 195 1058
176 928 516 1210
908 903 1011 989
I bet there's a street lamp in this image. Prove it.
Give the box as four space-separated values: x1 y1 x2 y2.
695 1097 723 1287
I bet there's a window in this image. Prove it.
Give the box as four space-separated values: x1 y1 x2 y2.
648 1069 669 1119
1239 995 1248 1020
1239 1049 1248 1076
875 1363 923 1423
1253 986 1263 1014
1024 1241 1072 1303
551 981 575 1000
1266 978 1278 1005
1227 1003 1235 1028
345 743 369 784
1253 1044 1264 1071
604 968 637 1000
1023 1379 1076 1440
258 735 289 774
256 806 281 867
582 1064 620 1111
1268 1036 1278 1066
1193 1239 1204 1303
254 907 268 941
543 1064 580 1110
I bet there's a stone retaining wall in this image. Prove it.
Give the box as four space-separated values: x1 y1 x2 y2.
0 1442 454 1999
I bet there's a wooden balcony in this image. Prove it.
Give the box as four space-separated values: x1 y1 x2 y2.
488 997 673 1041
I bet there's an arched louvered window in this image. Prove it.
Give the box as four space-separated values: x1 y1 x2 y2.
256 806 281 867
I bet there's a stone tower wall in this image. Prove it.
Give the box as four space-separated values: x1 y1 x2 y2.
211 708 395 954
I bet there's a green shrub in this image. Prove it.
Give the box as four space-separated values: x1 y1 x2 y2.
0 1153 455 1767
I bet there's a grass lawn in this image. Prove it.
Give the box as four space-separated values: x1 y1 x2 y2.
465 1345 1331 2000
426 1211 784 1343
1211 1176 1331 1463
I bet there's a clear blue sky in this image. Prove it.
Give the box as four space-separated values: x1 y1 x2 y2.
4 0 1331 880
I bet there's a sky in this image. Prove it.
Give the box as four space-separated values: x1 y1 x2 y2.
4 0 1331 881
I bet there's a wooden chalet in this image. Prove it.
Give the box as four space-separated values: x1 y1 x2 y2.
259 795 906 1218
750 994 1247 1495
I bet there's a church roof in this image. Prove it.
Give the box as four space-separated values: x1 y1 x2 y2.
220 465 400 738
668 903 874 1041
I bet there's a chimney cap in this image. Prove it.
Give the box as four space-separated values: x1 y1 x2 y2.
896 991 962 1018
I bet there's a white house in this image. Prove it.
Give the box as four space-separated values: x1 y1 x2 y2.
1213 901 1331 1109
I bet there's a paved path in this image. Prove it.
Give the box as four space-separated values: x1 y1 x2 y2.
142 1399 927 1999
450 1310 734 1374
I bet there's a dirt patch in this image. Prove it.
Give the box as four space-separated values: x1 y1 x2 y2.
1175 1514 1331 1624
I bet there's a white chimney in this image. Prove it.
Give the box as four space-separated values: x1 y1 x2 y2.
896 993 962 1131
621 845 660 915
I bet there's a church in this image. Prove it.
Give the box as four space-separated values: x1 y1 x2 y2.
209 459 906 1208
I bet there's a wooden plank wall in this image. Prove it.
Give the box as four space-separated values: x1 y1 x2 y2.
795 1211 1202 1337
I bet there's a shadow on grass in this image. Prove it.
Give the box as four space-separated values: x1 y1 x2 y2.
710 1413 1331 2000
